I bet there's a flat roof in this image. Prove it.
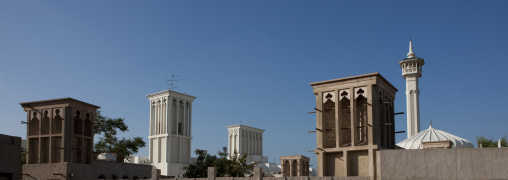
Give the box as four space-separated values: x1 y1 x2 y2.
226 124 265 132
146 89 196 99
309 72 398 91
20 97 100 108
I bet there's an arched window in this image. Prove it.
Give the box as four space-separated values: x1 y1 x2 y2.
322 92 336 148
356 91 368 145
52 109 63 134
41 110 49 135
292 160 298 176
74 111 82 135
84 113 92 137
29 112 39 136
339 91 351 147
283 160 290 177
379 94 386 148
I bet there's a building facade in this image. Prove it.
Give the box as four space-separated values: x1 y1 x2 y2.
226 125 264 157
310 73 398 178
20 98 100 166
19 98 156 180
280 155 310 177
147 90 196 177
226 125 280 176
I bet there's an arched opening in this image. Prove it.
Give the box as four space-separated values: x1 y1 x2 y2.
292 160 298 176
74 111 82 135
283 160 290 177
29 112 39 136
178 101 184 135
355 92 368 145
98 175 106 180
84 113 92 137
339 91 351 147
41 110 49 135
52 109 62 134
379 94 386 148
322 92 336 148
172 99 177 134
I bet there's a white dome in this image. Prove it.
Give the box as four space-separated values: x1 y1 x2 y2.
397 125 474 149
97 153 117 161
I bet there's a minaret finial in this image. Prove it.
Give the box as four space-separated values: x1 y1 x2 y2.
407 37 415 58
429 119 432 128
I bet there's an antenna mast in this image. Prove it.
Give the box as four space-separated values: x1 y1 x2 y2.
167 71 183 90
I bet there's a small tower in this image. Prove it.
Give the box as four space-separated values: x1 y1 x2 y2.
147 90 196 177
226 124 264 157
399 39 425 138
20 98 100 165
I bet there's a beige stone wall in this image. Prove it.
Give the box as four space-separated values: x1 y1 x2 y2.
378 148 508 180
22 160 155 180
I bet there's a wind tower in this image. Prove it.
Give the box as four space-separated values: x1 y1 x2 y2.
399 39 425 138
147 90 196 177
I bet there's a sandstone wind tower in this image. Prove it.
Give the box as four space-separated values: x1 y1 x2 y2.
399 39 425 138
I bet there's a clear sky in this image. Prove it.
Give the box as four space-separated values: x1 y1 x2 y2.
1 1 508 168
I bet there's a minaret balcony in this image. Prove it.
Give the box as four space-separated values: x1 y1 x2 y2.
402 67 422 75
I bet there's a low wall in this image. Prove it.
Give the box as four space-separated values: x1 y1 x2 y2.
0 134 21 180
378 148 508 180
162 167 371 180
22 160 156 180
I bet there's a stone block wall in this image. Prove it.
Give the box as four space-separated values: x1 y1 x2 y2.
377 148 508 180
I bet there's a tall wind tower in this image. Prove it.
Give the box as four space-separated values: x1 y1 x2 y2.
399 39 425 138
147 90 196 177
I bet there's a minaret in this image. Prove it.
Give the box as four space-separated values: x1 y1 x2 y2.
399 38 425 138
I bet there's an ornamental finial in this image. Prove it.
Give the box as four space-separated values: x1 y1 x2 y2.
407 37 415 58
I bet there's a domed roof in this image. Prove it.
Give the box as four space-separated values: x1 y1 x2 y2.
397 125 474 149
97 153 117 161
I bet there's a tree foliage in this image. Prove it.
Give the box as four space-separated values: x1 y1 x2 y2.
183 147 255 178
476 135 507 148
93 110 146 157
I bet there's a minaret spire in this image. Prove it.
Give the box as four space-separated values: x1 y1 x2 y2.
407 37 415 58
399 38 425 138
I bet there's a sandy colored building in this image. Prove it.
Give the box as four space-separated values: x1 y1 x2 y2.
20 98 156 180
280 155 309 177
310 72 398 178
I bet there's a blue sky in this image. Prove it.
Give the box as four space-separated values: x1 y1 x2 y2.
1 1 508 167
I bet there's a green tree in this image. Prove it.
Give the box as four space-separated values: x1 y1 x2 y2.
93 110 146 158
183 147 255 178
476 135 507 147
182 149 217 178
216 147 255 177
